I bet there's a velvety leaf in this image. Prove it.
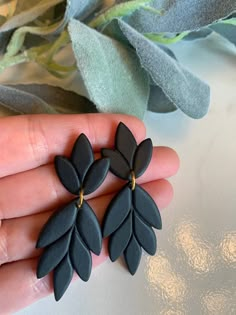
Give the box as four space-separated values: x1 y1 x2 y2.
68 19 150 119
0 0 63 32
37 230 72 278
134 213 157 255
11 84 97 114
133 139 153 178
70 230 92 281
102 149 130 180
133 184 162 230
148 84 177 113
55 156 80 195
109 212 132 262
103 184 131 238
76 201 102 255
184 28 213 41
36 201 77 248
54 253 73 301
117 20 210 119
71 134 94 182
115 122 137 168
53 0 102 34
0 85 56 114
83 158 110 195
124 234 142 275
126 0 236 33
210 23 236 45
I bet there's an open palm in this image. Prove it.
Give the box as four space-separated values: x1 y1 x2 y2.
0 114 179 314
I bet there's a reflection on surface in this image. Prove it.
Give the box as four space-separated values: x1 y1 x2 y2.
160 308 186 315
175 221 215 274
201 290 235 315
220 232 236 266
146 253 187 304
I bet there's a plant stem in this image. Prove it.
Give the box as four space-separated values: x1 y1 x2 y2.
144 31 189 44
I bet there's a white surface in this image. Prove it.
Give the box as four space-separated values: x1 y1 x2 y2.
11 35 236 314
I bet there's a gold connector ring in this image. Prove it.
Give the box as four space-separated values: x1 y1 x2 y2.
131 171 136 191
78 189 84 208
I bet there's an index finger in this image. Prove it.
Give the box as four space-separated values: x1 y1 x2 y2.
0 113 145 177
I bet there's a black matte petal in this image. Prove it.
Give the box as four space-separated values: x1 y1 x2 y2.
76 201 102 255
115 122 137 168
109 212 132 262
133 184 162 229
37 230 72 278
103 184 131 238
36 201 77 248
70 230 92 281
124 234 142 275
134 214 156 255
133 139 153 178
102 149 130 180
83 158 110 195
54 253 73 301
55 156 80 194
71 134 94 182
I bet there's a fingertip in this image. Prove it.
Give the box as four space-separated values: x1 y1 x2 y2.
157 179 174 209
166 147 180 176
155 146 180 178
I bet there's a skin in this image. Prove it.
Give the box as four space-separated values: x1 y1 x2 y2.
0 113 179 314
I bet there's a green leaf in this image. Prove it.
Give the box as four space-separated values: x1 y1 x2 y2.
126 0 236 33
89 0 162 29
68 19 150 119
53 0 102 34
210 22 236 45
116 20 210 119
219 17 236 26
0 84 57 114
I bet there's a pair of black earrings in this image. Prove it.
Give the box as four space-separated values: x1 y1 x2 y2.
36 122 162 301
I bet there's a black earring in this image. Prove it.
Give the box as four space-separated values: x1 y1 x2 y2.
102 122 162 275
36 134 110 301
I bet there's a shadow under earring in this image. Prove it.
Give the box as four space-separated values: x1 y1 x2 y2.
36 134 110 301
102 122 162 275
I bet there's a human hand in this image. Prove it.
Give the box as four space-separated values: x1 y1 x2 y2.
0 114 179 314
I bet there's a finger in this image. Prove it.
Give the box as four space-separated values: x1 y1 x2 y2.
0 147 179 220
0 114 145 177
0 179 173 265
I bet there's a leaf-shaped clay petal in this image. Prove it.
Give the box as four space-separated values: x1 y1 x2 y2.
102 149 130 180
115 122 137 168
124 234 142 275
133 139 152 178
83 158 110 194
71 134 94 182
103 185 131 238
70 230 92 281
133 184 162 230
109 212 132 262
134 214 156 255
76 201 102 255
36 201 77 248
55 156 80 194
37 230 72 279
54 253 73 301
